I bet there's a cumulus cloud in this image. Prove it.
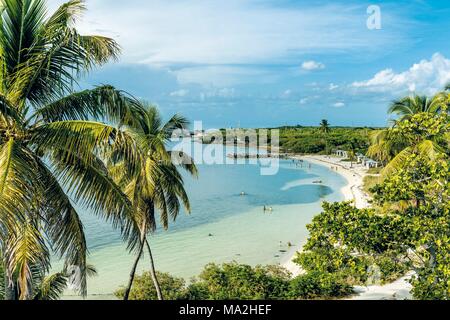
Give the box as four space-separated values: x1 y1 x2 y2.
45 0 411 88
352 53 450 95
332 102 345 108
302 60 326 71
48 0 406 67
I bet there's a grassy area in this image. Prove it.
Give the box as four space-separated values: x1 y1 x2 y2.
367 167 383 174
363 175 381 194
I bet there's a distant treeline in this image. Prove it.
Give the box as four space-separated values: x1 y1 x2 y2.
274 126 378 154
201 126 380 155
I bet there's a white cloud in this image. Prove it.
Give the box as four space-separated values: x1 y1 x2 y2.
299 98 309 105
175 65 277 86
329 83 339 90
352 53 450 95
302 60 326 71
333 102 345 108
200 88 237 100
169 89 189 97
46 0 410 87
48 0 405 67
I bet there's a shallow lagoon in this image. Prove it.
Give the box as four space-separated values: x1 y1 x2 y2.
62 153 346 297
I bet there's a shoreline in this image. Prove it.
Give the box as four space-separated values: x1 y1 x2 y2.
280 155 413 300
281 154 371 276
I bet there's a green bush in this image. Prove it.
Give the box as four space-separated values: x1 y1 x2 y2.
372 253 410 284
115 262 357 300
289 272 353 299
277 126 372 155
295 249 370 285
115 271 187 300
189 262 291 300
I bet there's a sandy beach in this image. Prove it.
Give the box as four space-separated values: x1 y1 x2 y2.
281 154 371 276
281 154 413 300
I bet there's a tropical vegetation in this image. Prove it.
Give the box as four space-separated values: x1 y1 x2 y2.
109 106 197 300
0 0 173 300
115 262 353 300
294 86 450 300
277 125 372 155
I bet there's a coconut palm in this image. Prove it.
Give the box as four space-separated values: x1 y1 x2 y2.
381 112 449 177
388 94 445 122
0 0 140 299
368 89 449 177
369 110 449 178
319 120 331 154
367 129 407 166
0 259 98 300
319 119 330 134
110 106 197 300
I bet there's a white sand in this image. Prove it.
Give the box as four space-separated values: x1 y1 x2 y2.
349 273 413 300
300 155 371 209
281 155 413 300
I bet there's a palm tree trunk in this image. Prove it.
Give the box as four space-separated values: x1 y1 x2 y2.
145 239 164 300
123 223 147 301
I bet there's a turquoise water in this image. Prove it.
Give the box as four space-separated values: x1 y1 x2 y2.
63 149 347 298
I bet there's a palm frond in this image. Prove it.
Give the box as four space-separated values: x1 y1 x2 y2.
33 156 88 296
5 219 50 300
0 0 47 72
6 0 120 106
388 94 445 121
31 85 143 124
0 92 21 123
169 150 198 177
161 113 190 138
417 139 444 161
48 148 132 226
33 272 67 301
381 146 414 178
0 139 39 230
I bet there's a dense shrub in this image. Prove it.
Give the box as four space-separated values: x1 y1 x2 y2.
294 202 413 288
289 271 353 299
115 272 187 300
187 263 291 300
115 262 356 300
277 126 372 154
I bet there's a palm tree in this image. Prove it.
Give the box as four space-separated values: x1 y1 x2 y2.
369 110 449 178
367 129 407 166
319 120 331 154
320 119 330 134
0 0 140 299
110 106 197 301
388 94 445 122
0 260 98 300
368 89 449 177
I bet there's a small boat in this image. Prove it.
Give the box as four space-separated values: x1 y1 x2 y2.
313 180 323 184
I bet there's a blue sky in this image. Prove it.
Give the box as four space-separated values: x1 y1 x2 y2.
51 0 450 128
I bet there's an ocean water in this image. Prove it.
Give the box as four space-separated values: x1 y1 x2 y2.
61 148 347 298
